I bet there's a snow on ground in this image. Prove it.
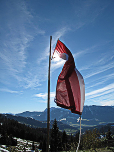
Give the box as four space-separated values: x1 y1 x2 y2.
0 147 9 152
0 137 41 152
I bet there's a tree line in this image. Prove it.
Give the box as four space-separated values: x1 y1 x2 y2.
0 114 46 144
40 119 114 152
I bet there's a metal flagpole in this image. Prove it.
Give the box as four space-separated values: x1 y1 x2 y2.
47 36 52 152
76 115 81 152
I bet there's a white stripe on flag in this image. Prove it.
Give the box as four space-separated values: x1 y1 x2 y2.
75 68 85 112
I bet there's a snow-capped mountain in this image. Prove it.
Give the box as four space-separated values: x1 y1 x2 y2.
15 105 114 126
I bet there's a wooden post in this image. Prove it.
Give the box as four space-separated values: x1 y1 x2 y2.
47 36 52 152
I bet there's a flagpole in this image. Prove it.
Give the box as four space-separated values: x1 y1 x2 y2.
76 115 81 152
47 36 52 152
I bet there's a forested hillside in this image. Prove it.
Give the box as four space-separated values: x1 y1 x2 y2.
0 114 114 151
0 114 47 143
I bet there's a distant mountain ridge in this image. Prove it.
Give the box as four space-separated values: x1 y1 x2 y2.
15 105 114 125
1 114 77 133
2 105 114 134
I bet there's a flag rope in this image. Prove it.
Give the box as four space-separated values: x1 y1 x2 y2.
76 115 81 152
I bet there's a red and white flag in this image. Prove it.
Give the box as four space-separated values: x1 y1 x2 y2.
53 40 85 115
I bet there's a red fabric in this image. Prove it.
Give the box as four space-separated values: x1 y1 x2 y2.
54 40 84 115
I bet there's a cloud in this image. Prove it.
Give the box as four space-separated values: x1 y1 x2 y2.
86 83 114 99
84 61 114 79
34 92 55 100
0 1 32 75
69 0 109 31
0 88 21 94
51 27 71 46
51 59 66 72
35 93 47 99
78 43 114 80
0 0 113 93
86 73 114 89
73 45 98 67
100 100 114 106
22 73 41 89
36 100 47 104
0 0 45 88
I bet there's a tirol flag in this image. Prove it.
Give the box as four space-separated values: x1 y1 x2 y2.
53 40 85 115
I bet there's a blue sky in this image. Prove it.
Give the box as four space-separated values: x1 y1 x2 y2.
0 0 114 113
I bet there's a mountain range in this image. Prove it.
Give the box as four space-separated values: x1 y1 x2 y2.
15 105 114 125
2 105 114 134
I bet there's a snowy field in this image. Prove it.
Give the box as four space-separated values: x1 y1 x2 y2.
0 137 41 152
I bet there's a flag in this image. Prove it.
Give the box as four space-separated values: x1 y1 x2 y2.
53 40 85 115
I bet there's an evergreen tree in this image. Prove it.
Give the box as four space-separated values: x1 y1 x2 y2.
75 131 79 143
39 138 46 152
39 140 43 150
24 146 26 152
106 128 113 147
62 130 68 150
62 130 67 144
82 128 100 151
106 128 112 140
70 133 74 143
32 141 35 150
50 119 62 152
42 139 46 152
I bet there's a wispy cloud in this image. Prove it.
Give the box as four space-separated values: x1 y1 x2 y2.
0 0 45 89
85 61 114 79
67 0 109 32
100 100 114 106
86 73 114 89
0 0 113 95
74 44 98 62
51 59 66 72
34 92 55 103
76 42 114 80
0 88 22 94
35 92 55 99
22 72 42 89
86 83 114 99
